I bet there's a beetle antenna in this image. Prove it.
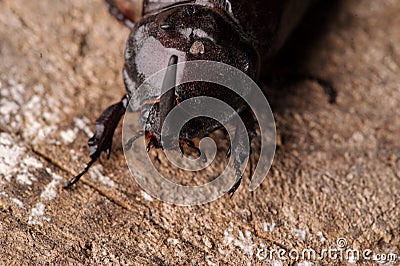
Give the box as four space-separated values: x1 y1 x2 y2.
159 55 178 131
63 157 97 189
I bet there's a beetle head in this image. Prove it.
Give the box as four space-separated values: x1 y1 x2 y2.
124 3 259 88
123 3 260 149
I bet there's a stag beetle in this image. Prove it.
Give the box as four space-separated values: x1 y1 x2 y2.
65 0 335 195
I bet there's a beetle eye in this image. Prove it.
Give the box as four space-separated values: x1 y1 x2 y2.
160 24 174 30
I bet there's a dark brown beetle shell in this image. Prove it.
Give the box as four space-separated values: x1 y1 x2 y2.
65 0 314 195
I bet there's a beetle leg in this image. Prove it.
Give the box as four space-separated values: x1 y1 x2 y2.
88 95 128 159
226 110 257 160
124 130 145 150
227 160 243 198
63 157 97 189
225 127 248 197
105 0 140 29
64 95 128 188
226 110 257 197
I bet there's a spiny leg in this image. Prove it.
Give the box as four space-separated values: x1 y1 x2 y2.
64 95 128 188
226 109 257 197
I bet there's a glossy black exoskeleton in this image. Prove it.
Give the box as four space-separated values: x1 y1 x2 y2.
65 0 335 196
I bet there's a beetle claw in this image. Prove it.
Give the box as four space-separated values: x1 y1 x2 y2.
65 95 128 188
225 160 242 197
224 110 258 197
226 177 242 198
64 157 97 189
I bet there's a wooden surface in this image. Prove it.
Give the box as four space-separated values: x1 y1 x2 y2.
0 0 399 264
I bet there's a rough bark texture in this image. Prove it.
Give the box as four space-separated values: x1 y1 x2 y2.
0 0 399 264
